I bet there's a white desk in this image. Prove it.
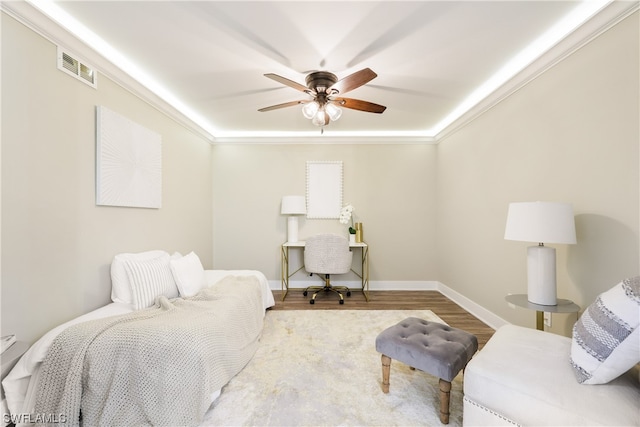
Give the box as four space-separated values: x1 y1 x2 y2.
281 241 369 301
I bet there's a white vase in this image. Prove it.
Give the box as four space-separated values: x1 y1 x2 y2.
349 234 356 245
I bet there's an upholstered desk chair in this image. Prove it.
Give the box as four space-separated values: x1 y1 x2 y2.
303 234 353 304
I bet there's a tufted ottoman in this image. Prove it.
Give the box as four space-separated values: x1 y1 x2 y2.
375 317 478 424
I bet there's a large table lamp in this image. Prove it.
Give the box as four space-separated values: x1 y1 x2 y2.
504 201 576 306
281 195 306 243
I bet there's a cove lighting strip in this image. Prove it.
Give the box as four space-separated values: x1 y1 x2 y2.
27 0 610 141
26 0 219 138
429 0 611 136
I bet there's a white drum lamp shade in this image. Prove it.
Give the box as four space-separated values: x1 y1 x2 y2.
281 196 306 243
504 202 576 306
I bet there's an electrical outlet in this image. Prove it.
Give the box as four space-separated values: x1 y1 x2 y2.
544 312 552 327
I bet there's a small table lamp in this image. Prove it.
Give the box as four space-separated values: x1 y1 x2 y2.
281 195 306 243
504 201 576 306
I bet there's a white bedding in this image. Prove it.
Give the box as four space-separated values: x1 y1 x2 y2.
2 270 275 418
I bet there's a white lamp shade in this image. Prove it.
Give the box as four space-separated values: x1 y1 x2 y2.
301 101 319 119
504 201 576 244
312 110 327 126
281 196 306 215
325 103 342 121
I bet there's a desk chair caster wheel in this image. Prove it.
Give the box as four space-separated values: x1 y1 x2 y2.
339 299 344 305
310 299 315 304
303 291 308 296
346 291 351 297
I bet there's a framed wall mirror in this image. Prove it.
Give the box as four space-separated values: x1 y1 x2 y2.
306 161 343 219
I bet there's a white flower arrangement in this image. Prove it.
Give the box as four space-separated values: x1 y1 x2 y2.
339 204 356 234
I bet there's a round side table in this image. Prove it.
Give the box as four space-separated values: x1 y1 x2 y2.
505 294 580 330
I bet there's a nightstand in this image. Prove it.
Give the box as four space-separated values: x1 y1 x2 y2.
505 294 580 330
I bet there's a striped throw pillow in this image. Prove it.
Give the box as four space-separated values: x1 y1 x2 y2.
570 276 640 384
124 253 179 310
110 250 168 305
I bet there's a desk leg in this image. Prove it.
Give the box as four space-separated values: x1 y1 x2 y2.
536 310 544 331
349 246 369 302
281 245 289 301
362 246 369 302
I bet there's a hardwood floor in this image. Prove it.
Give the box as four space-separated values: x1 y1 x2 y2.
270 289 495 350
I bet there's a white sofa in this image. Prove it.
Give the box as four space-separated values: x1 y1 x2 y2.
463 277 640 426
463 324 639 426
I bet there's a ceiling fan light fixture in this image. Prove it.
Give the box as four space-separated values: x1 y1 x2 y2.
325 103 342 122
260 68 385 129
311 109 327 127
301 101 319 119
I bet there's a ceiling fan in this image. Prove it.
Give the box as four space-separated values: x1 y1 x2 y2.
258 68 386 129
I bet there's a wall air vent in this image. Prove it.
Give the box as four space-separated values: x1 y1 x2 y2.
57 47 97 88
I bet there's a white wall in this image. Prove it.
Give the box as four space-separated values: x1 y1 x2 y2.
436 11 639 334
2 8 638 345
212 143 438 285
211 13 639 337
1 13 214 344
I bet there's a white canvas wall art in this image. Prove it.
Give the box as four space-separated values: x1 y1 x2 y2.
306 160 343 219
96 106 162 208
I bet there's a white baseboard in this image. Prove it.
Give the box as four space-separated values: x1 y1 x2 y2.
369 281 440 291
435 281 509 331
268 279 439 291
268 279 508 331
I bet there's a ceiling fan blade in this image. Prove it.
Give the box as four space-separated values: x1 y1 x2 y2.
263 73 310 93
258 100 308 112
333 97 386 114
329 68 377 95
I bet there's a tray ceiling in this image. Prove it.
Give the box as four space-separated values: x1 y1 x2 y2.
4 0 634 142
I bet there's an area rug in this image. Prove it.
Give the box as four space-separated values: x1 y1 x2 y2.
200 310 464 426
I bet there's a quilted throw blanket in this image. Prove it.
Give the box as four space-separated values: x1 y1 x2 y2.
33 275 265 427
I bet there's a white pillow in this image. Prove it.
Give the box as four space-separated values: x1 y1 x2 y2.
170 251 206 297
110 250 168 305
570 276 640 384
124 252 179 310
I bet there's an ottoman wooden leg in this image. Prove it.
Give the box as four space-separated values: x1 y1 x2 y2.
381 354 391 393
439 378 451 424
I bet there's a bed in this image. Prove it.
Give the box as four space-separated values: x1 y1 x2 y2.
2 250 275 426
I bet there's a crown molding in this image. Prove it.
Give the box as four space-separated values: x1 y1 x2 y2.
434 0 640 143
1 1 217 143
3 0 637 145
212 134 437 145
